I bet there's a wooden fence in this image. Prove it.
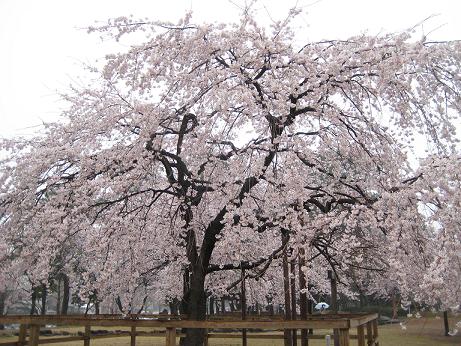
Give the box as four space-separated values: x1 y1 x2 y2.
0 313 379 346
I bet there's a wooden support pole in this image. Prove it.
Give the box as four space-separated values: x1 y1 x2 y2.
366 321 373 346
18 324 27 346
28 324 40 346
283 247 292 346
298 248 308 346
328 270 338 313
372 319 379 346
290 259 297 346
328 270 339 346
241 265 247 346
338 328 350 346
84 325 91 346
166 327 176 346
130 325 136 346
307 283 313 335
357 325 365 346
444 311 449 336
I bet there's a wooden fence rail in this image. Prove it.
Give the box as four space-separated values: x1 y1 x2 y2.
0 313 379 346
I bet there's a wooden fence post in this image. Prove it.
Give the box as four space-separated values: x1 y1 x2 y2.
372 319 379 346
166 327 176 346
18 324 27 346
84 325 91 346
131 325 136 346
338 328 350 346
366 321 373 346
28 324 40 346
357 325 365 346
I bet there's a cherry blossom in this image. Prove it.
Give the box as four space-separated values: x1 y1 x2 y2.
1 11 461 345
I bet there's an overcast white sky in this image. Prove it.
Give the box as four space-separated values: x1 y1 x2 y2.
0 0 460 138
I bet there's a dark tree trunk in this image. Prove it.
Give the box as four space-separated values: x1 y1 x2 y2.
236 296 241 311
328 270 338 313
40 284 47 315
391 291 399 319
209 296 214 315
229 298 236 312
30 288 37 315
220 298 225 314
115 297 124 313
181 266 207 346
95 301 100 315
180 267 190 316
180 193 246 344
169 298 180 315
56 277 61 315
61 275 70 315
268 301 274 316
444 311 449 336
0 291 5 330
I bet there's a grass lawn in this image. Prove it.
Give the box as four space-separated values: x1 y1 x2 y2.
1 316 460 345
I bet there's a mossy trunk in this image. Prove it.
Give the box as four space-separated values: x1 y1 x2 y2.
181 265 207 346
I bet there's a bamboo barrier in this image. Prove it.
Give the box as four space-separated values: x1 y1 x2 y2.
0 313 379 346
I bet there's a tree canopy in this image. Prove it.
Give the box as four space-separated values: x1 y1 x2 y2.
1 11 461 338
